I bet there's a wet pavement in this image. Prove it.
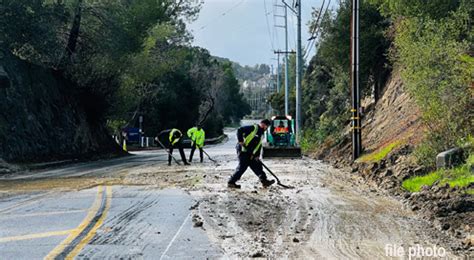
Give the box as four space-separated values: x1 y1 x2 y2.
0 186 221 259
0 125 466 259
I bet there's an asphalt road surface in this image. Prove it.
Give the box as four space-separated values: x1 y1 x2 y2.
0 125 462 259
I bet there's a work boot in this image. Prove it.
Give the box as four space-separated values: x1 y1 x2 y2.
227 182 241 189
261 179 275 188
184 162 191 166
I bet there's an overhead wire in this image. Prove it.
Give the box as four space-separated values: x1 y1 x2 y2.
272 0 281 51
198 0 247 31
264 0 276 51
305 0 331 61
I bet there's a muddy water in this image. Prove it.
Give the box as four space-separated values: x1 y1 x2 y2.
182 127 461 259
0 125 465 259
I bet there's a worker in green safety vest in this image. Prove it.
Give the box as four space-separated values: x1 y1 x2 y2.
157 128 190 166
228 119 275 189
187 125 205 163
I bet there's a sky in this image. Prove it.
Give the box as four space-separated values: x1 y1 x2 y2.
187 0 336 69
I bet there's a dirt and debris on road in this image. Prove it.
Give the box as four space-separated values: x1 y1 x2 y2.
0 137 470 258
114 153 466 258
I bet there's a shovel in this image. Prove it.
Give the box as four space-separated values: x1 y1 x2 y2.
259 161 294 189
156 139 181 165
202 149 218 164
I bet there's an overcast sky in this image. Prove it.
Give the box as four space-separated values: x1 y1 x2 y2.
187 0 336 69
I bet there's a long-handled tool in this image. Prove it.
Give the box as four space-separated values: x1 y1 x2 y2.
260 161 294 189
156 139 181 165
202 149 218 164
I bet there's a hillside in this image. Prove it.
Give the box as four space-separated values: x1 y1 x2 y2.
316 71 423 165
299 1 473 253
309 69 473 253
213 56 273 117
0 53 120 163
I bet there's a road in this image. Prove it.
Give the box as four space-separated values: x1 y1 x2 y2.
0 127 460 259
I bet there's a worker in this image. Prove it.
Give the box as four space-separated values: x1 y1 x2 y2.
274 121 288 133
157 128 190 166
187 125 205 163
228 119 275 189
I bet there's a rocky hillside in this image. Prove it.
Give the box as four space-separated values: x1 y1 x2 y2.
314 70 473 253
318 71 424 165
0 53 120 164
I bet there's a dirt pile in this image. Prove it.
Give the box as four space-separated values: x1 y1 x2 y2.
355 151 473 253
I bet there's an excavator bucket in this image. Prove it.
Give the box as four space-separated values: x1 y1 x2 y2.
262 145 302 158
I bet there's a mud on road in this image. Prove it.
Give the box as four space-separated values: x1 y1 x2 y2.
0 135 468 259
110 153 463 258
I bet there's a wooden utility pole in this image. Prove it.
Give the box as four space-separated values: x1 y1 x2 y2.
295 0 302 143
351 0 362 160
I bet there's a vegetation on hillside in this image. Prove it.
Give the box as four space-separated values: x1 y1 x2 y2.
301 0 473 190
371 0 474 167
301 0 389 146
0 0 250 141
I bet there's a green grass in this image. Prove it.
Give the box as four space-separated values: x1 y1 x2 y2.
403 154 474 192
402 172 441 192
467 189 474 195
357 140 402 163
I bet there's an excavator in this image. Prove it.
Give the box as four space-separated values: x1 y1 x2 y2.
262 115 302 158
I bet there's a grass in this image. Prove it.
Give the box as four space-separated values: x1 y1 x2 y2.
402 154 474 192
402 172 441 192
357 140 403 163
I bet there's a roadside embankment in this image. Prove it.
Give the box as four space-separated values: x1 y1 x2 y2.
309 71 473 255
0 53 122 165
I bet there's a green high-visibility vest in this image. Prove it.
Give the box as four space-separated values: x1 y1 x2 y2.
242 125 262 155
187 127 205 148
169 129 182 145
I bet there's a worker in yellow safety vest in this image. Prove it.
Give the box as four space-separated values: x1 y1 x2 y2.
228 119 275 189
157 128 190 166
187 125 205 163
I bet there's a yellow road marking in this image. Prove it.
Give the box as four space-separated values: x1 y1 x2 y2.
0 230 73 243
0 209 86 219
65 186 112 259
44 186 104 260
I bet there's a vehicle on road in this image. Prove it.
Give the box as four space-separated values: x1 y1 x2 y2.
262 115 302 158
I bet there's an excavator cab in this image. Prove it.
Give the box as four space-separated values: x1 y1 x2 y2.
263 116 302 158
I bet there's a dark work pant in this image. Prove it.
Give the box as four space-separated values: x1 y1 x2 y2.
169 142 187 165
189 144 203 162
229 152 267 184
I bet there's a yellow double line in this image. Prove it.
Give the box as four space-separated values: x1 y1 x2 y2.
45 185 113 260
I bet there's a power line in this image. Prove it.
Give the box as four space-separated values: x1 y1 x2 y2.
272 0 281 50
198 0 246 31
304 0 326 60
305 0 331 61
264 0 276 51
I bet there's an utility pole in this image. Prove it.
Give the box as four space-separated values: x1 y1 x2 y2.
276 53 281 93
295 0 302 143
284 3 290 116
351 0 362 160
275 3 290 115
281 0 301 142
271 64 275 92
274 50 296 111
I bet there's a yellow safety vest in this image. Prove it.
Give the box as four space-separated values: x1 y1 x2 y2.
187 127 205 148
169 129 182 145
242 125 262 155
